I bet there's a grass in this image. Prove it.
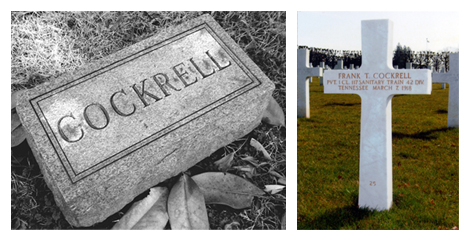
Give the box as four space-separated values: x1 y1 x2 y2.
11 11 285 229
297 78 458 230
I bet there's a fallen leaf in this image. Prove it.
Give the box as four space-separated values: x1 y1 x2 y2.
233 165 256 179
11 113 26 147
240 155 258 163
264 184 285 194
250 138 272 161
451 226 458 230
168 174 209 230
112 187 169 230
241 155 268 168
192 172 265 209
261 95 285 126
214 152 235 172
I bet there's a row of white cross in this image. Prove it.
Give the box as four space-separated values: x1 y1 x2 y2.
298 40 459 128
297 19 459 211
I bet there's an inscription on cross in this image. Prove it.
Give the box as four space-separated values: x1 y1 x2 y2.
432 53 459 128
297 48 323 118
324 19 432 211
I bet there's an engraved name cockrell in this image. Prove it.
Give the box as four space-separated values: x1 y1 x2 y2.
30 26 260 182
57 50 231 143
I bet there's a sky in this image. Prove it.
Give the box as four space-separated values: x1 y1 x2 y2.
298 11 459 52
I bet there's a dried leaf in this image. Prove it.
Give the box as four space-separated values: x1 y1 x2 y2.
240 155 265 168
192 172 265 209
168 174 209 230
250 138 272 161
240 155 258 163
264 185 285 194
214 152 235 172
261 95 285 126
11 113 26 147
233 165 257 178
112 187 169 230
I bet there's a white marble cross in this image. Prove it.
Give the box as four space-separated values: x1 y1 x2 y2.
297 48 323 118
323 19 432 211
432 53 459 128
319 62 325 86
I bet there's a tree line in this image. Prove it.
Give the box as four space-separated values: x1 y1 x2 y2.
298 44 453 71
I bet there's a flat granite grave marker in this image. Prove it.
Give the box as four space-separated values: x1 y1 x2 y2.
324 19 432 211
432 53 459 128
17 14 275 226
297 48 323 118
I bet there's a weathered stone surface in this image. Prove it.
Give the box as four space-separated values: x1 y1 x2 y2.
17 14 274 227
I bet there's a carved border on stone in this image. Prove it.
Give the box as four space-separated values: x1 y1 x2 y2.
28 22 262 183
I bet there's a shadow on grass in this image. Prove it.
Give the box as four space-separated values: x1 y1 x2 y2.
392 128 450 140
298 204 375 230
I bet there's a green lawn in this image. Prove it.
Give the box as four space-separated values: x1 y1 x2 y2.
297 78 458 229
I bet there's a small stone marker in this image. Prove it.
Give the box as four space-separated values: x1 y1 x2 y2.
432 53 459 128
324 19 432 211
297 48 323 118
17 15 274 226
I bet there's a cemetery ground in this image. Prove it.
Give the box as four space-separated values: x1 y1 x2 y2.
297 78 458 230
11 11 286 229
